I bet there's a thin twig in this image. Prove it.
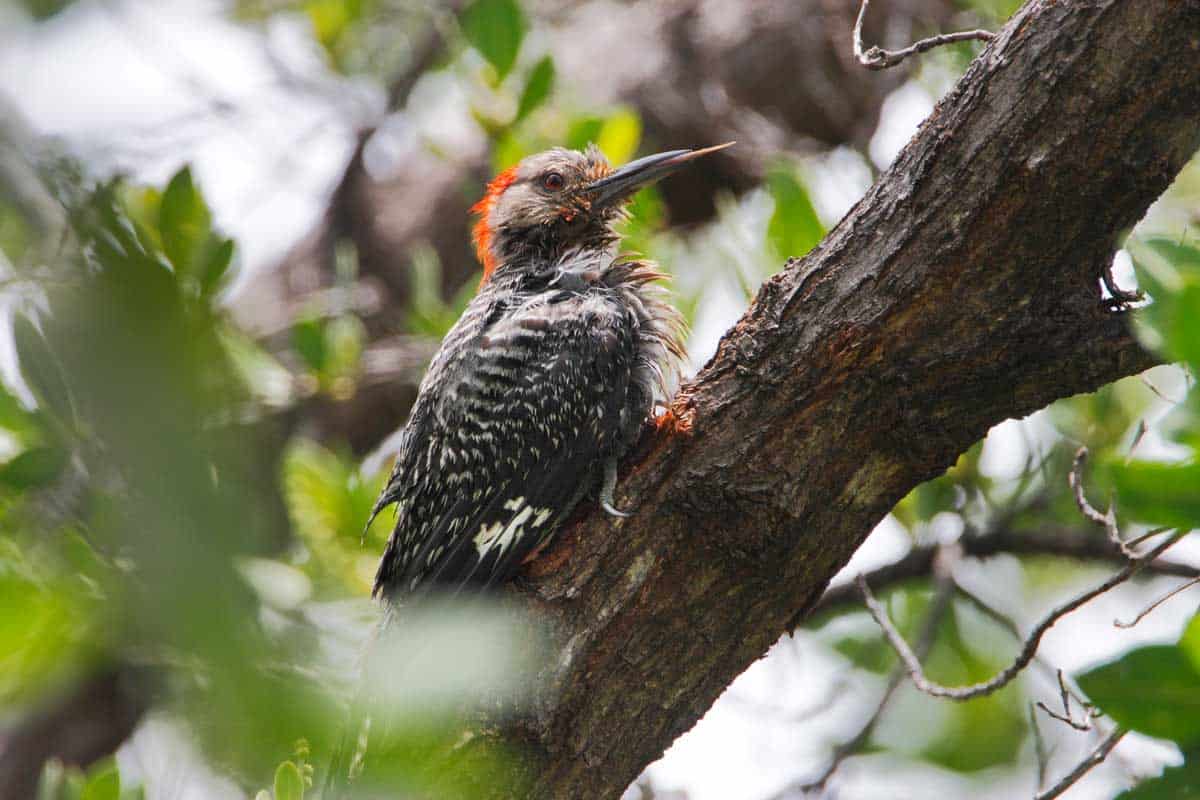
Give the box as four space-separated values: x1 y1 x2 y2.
1033 728 1127 800
798 562 958 792
853 0 994 70
1034 669 1094 732
1114 575 1200 628
857 530 1185 701
1070 447 1135 558
1124 526 1173 550
1030 705 1050 791
954 584 1107 732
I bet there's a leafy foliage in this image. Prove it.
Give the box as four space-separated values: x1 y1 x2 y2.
461 0 527 81
766 164 825 262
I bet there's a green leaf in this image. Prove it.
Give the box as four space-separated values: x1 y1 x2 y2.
565 116 606 152
13 314 75 428
1181 613 1200 676
307 0 354 52
199 238 235 296
1129 237 1200 368
19 0 78 20
1118 755 1200 799
460 0 526 80
596 109 642 166
1103 458 1200 529
1145 237 1200 276
0 446 67 489
158 167 212 276
1077 645 1200 746
273 760 304 800
515 55 554 122
80 759 119 800
321 315 364 389
767 166 824 260
291 318 327 374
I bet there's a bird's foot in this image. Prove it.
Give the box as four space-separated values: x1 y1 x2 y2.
600 458 631 519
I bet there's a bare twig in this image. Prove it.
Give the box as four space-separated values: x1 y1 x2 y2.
857 530 1185 700
1114 575 1200 628
1124 526 1174 550
1033 728 1127 800
1030 705 1050 791
797 556 958 793
1070 448 1135 558
1035 670 1098 731
853 0 994 70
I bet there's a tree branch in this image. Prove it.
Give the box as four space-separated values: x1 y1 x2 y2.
853 0 994 70
794 553 957 793
484 2 1200 796
1034 728 1127 800
857 531 1184 701
809 524 1200 618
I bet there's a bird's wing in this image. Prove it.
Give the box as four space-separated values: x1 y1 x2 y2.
372 287 637 597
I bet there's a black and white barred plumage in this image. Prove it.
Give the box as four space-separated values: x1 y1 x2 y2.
370 248 683 597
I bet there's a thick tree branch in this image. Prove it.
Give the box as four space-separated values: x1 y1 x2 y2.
485 1 1200 796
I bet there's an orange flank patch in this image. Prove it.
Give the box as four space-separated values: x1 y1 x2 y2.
470 166 519 285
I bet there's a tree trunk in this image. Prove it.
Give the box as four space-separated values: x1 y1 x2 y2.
500 1 1200 797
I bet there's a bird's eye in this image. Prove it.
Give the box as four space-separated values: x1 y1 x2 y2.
542 172 565 191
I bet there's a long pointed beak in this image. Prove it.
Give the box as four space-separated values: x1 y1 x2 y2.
586 142 734 208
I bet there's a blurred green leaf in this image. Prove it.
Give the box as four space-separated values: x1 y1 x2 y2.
291 318 328 374
0 446 67 489
596 109 642 166
80 760 119 800
460 0 526 80
1130 237 1200 368
1078 645 1200 746
1118 754 1200 799
282 439 387 593
13 314 76 429
767 166 824 261
290 315 363 395
159 167 211 277
515 55 554 122
18 0 77 19
407 244 477 339
200 238 236 297
1101 458 1200 529
565 116 606 152
1180 613 1200 676
273 760 304 800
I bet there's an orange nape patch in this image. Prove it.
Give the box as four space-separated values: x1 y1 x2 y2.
470 166 519 285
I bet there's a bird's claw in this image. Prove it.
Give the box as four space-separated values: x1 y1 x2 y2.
601 499 632 519
600 457 631 519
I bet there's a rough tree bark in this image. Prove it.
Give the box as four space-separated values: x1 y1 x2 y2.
489 1 1200 797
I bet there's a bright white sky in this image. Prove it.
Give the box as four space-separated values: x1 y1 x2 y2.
1 3 1195 799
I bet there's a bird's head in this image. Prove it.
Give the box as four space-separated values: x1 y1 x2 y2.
471 142 732 284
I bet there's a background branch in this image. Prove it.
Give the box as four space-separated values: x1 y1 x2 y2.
858 531 1184 701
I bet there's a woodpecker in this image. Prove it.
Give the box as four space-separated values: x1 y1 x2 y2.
369 142 731 599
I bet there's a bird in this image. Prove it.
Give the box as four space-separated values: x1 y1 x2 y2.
368 142 731 599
